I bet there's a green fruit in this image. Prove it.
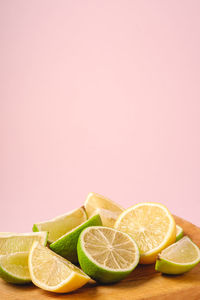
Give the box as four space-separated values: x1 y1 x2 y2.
155 236 200 275
0 232 48 284
0 252 30 284
77 226 140 283
33 207 87 243
50 214 102 264
175 225 184 241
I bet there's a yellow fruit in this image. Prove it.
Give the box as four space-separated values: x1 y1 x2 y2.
28 241 90 293
84 192 124 227
115 202 176 264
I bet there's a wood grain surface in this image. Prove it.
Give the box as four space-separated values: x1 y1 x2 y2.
0 215 200 300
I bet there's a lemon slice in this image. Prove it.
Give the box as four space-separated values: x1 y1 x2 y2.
176 225 184 241
33 207 87 243
0 252 30 284
114 202 176 264
29 241 90 293
155 236 200 274
84 192 124 227
77 226 140 283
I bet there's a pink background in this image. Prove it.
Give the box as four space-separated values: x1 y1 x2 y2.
0 0 200 231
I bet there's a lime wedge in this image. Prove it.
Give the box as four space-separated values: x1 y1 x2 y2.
77 226 140 283
155 236 200 274
29 241 90 293
0 252 30 284
50 214 102 264
33 207 87 243
176 225 184 241
0 232 48 284
0 232 48 255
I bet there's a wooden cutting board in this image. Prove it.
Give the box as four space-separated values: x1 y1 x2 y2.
0 215 200 300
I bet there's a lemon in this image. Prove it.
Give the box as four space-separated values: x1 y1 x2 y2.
0 232 48 284
29 241 90 293
50 214 102 264
176 225 184 241
84 192 124 227
0 252 30 284
155 236 200 274
114 202 176 264
77 226 140 283
33 206 87 243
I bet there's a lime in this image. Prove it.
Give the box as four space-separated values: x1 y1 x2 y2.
114 202 176 264
77 226 140 283
155 236 200 274
0 232 48 284
0 232 48 255
50 214 102 264
33 207 87 243
176 225 184 241
84 192 124 227
29 241 90 293
0 252 30 284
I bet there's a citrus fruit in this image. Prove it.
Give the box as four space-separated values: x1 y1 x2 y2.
29 241 90 293
176 225 184 241
0 232 48 255
114 202 176 264
90 208 121 229
0 252 30 284
155 236 200 274
50 214 102 264
77 226 140 283
84 192 124 227
0 232 48 284
33 207 87 243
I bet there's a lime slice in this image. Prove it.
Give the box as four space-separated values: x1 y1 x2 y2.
114 202 176 264
0 232 48 255
77 226 140 283
155 236 200 274
84 192 124 227
176 225 184 241
0 252 30 284
29 241 90 293
33 207 87 243
50 214 102 264
0 232 48 284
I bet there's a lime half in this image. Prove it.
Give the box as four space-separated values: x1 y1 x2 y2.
176 225 184 241
155 236 200 274
50 214 102 264
77 226 140 283
33 207 87 243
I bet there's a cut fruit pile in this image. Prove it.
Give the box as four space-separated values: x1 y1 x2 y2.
0 192 199 294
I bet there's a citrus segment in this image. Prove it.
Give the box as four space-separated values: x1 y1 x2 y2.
84 192 124 227
29 241 90 293
155 236 200 274
33 207 87 243
50 214 102 263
